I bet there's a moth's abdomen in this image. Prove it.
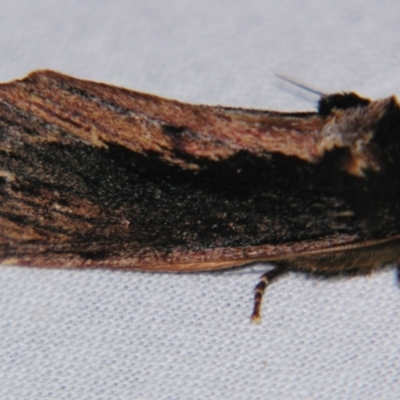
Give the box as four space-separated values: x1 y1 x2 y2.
283 237 400 274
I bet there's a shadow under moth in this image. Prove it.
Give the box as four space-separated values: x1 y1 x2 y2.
1 70 400 321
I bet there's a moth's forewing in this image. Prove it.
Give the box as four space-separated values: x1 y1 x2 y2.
1 71 400 271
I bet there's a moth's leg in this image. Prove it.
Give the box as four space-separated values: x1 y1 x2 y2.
251 263 289 322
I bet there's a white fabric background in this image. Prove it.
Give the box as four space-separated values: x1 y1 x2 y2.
1 1 400 399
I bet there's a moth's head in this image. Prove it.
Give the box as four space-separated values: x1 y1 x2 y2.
318 93 400 177
318 92 371 116
367 94 400 174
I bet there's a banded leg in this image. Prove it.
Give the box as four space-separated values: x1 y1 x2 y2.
251 263 288 322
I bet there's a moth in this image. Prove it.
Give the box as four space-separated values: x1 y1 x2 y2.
1 70 400 321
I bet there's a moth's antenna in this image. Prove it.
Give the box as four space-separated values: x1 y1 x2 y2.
275 73 327 96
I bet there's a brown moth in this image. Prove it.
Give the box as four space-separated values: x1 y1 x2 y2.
1 70 400 321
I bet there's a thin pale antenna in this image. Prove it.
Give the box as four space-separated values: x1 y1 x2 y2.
275 73 327 96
